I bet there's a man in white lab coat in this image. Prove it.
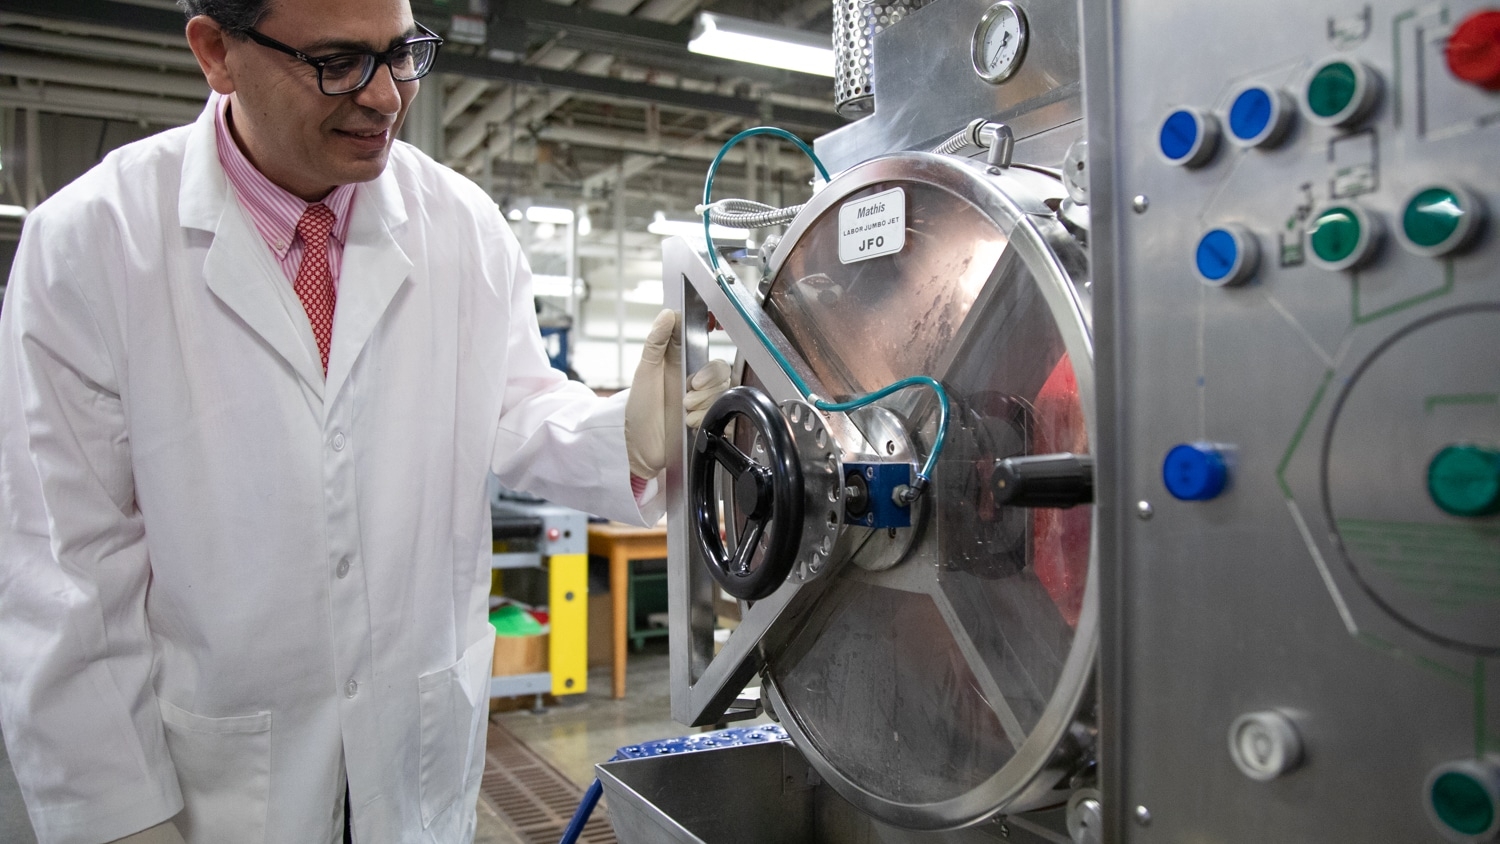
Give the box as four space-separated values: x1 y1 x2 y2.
0 0 729 842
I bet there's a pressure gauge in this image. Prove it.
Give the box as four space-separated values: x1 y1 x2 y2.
972 1 1029 84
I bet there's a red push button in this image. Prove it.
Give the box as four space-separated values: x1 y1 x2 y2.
546 527 561 542
1447 10 1500 90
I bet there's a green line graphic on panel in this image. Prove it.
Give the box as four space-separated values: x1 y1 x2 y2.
1352 260 1455 325
1355 631 1473 687
1427 394 1500 415
1336 519 1500 608
1277 369 1335 499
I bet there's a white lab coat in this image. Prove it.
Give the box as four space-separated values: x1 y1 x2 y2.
0 99 659 844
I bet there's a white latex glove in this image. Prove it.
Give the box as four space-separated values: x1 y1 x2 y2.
624 309 735 478
684 359 731 428
625 309 680 479
110 821 186 844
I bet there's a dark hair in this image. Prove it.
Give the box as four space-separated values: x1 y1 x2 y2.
176 0 273 35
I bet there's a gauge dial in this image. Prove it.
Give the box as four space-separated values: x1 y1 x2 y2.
972 1 1029 84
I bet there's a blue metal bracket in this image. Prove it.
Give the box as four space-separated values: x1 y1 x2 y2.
842 462 914 529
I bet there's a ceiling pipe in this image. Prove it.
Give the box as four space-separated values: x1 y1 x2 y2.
0 53 209 100
0 26 200 71
0 81 204 125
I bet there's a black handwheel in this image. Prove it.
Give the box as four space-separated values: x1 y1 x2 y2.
690 386 804 601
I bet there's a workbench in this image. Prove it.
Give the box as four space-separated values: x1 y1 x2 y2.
586 521 668 699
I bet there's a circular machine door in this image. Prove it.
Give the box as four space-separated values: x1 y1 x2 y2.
749 152 1096 830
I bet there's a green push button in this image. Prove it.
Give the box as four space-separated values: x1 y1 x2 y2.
1428 445 1500 517
1399 184 1484 257
1431 770 1496 837
1309 206 1363 265
1308 61 1359 118
1404 188 1464 248
1302 56 1380 127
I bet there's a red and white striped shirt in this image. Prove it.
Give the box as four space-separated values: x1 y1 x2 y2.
213 94 357 290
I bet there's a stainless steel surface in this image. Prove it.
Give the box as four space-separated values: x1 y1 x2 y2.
816 0 1081 173
780 400 847 584
666 238 836 729
832 0 933 117
597 740 1069 844
673 151 1096 830
1087 0 1500 840
845 405 922 572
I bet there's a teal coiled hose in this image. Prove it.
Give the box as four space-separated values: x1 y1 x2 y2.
698 127 949 491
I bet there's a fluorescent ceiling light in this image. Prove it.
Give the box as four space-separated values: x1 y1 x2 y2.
623 279 664 304
526 205 575 225
647 211 749 241
688 12 834 78
0 204 27 219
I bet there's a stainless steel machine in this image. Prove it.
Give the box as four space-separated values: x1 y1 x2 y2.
596 0 1500 841
1086 1 1499 841
600 0 1099 841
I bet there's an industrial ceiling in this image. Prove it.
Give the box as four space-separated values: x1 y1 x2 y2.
0 0 842 381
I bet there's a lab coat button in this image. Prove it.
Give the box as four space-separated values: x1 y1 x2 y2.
345 680 359 698
332 432 347 451
336 558 351 578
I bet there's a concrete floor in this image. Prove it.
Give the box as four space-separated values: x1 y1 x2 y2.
493 641 704 788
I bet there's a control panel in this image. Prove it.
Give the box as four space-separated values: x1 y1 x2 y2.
1087 1 1500 841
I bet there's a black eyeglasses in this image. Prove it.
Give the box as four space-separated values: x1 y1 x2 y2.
241 21 443 96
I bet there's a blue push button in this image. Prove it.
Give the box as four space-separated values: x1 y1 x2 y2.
1158 108 1219 167
1229 88 1272 140
1226 84 1292 148
1163 443 1230 501
1194 225 1259 287
1196 229 1240 283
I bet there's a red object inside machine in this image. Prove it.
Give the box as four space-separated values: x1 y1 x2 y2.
1030 354 1088 628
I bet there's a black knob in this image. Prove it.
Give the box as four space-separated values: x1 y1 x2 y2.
992 453 1094 508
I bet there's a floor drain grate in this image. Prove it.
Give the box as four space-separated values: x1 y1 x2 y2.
480 719 617 844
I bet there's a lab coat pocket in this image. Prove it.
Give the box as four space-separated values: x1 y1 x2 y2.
159 699 272 844
417 633 495 827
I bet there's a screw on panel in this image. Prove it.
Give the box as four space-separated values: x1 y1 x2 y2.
1134 805 1152 826
1132 195 1150 214
1137 500 1154 520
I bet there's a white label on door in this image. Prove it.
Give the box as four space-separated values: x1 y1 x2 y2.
837 187 906 264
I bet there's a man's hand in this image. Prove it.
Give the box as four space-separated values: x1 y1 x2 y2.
624 309 733 479
684 359 731 429
109 821 186 844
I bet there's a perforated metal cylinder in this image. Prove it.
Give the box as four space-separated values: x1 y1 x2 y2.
832 0 931 117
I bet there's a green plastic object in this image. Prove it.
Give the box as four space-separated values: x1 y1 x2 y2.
1309 206 1362 264
490 604 545 636
1307 61 1358 118
1428 445 1500 518
1404 187 1465 249
1431 770 1496 836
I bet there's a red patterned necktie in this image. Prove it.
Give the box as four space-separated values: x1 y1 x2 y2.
294 203 337 375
